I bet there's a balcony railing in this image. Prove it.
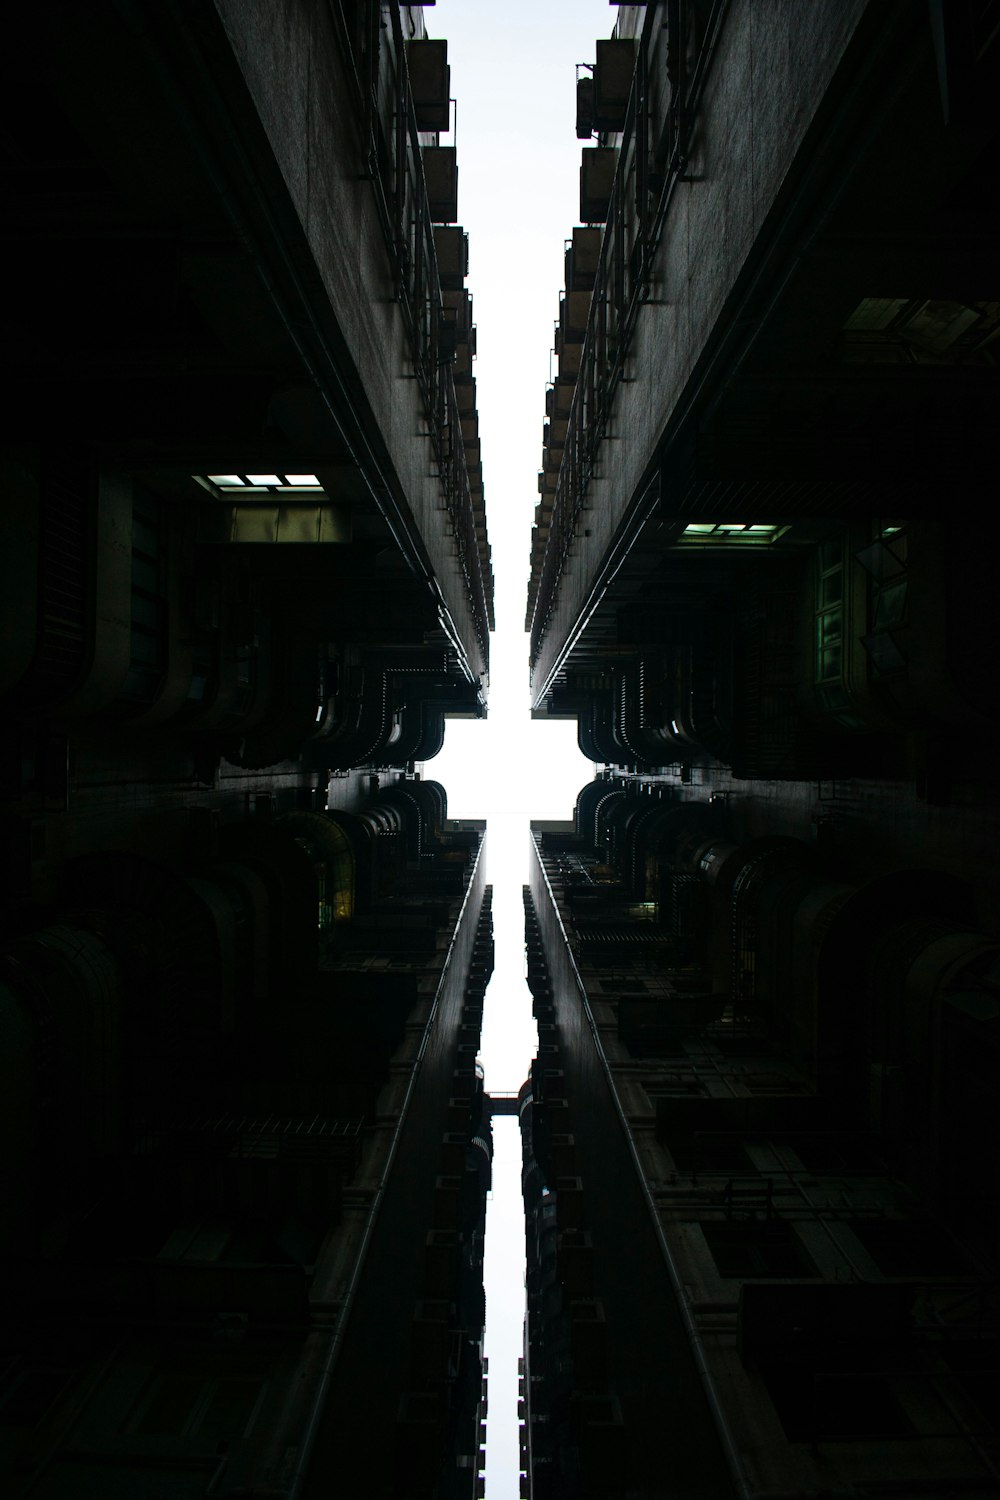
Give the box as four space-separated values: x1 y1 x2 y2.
529 0 730 666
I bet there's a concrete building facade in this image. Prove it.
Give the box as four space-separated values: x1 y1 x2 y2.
1 5 493 1497
520 5 1000 1498
529 0 1000 788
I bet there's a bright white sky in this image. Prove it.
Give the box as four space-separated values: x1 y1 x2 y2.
424 3 614 1494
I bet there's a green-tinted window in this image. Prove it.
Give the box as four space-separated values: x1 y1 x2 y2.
821 573 842 607
818 645 842 682
815 543 863 717
679 522 788 545
873 580 907 630
819 610 842 645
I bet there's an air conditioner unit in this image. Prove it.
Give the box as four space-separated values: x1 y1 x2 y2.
433 226 468 288
407 39 450 132
580 148 617 223
576 75 595 139
423 146 458 223
593 39 636 131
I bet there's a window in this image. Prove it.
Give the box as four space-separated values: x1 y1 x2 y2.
850 1220 967 1278
815 540 844 687
787 1135 886 1174
668 1137 756 1174
813 539 866 727
0 1361 75 1429
872 579 908 630
858 525 909 681
121 486 167 705
702 1219 816 1279
644 1073 706 1099
202 473 321 492
742 1072 808 1095
940 1339 1000 1434
128 1364 264 1442
762 1354 913 1441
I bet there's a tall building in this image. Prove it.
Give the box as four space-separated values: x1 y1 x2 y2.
528 0 999 784
1 780 493 1499
2 0 491 831
524 793 999 1499
520 4 1000 1498
1 5 494 1497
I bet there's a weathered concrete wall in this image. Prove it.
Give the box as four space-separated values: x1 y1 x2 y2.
303 835 488 1493
529 835 734 1498
533 0 868 700
216 0 486 681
